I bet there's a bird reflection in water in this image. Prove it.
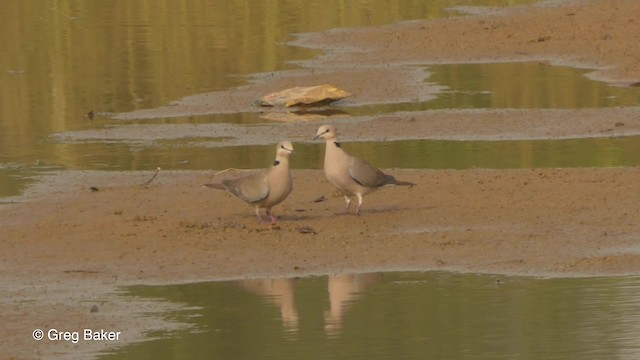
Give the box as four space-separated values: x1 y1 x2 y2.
236 273 379 336
237 278 299 332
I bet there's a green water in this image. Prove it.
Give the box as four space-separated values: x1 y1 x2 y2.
26 135 640 174
350 62 640 115
100 272 640 360
0 0 538 169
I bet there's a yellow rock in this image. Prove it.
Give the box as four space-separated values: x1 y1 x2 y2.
257 85 352 107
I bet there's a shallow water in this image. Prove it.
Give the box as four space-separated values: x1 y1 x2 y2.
0 0 538 169
3 0 640 198
100 272 640 360
25 131 640 174
352 62 640 115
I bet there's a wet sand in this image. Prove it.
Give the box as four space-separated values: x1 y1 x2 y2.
3 0 640 359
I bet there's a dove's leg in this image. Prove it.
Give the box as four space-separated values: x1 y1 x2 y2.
354 193 364 215
254 207 265 224
342 195 352 214
266 208 278 225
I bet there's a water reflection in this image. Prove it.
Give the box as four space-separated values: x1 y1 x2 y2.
235 274 379 337
238 278 300 332
102 272 640 360
30 135 640 172
259 108 351 122
429 62 640 109
346 62 640 116
323 273 379 336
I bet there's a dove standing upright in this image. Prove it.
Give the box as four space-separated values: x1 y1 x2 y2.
314 125 415 215
207 141 294 224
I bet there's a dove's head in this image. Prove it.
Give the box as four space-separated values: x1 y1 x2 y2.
314 125 337 141
276 141 294 158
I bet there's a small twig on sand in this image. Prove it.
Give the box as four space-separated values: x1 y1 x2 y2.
141 167 161 187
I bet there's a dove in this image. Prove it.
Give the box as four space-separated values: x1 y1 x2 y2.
206 141 294 224
314 125 414 214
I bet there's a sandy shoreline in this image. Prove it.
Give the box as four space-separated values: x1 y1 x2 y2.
4 167 640 282
4 0 640 359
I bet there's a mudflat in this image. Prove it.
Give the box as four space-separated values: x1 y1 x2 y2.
3 1 640 359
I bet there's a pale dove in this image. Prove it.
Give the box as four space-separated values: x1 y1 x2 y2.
314 125 414 214
206 141 294 224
